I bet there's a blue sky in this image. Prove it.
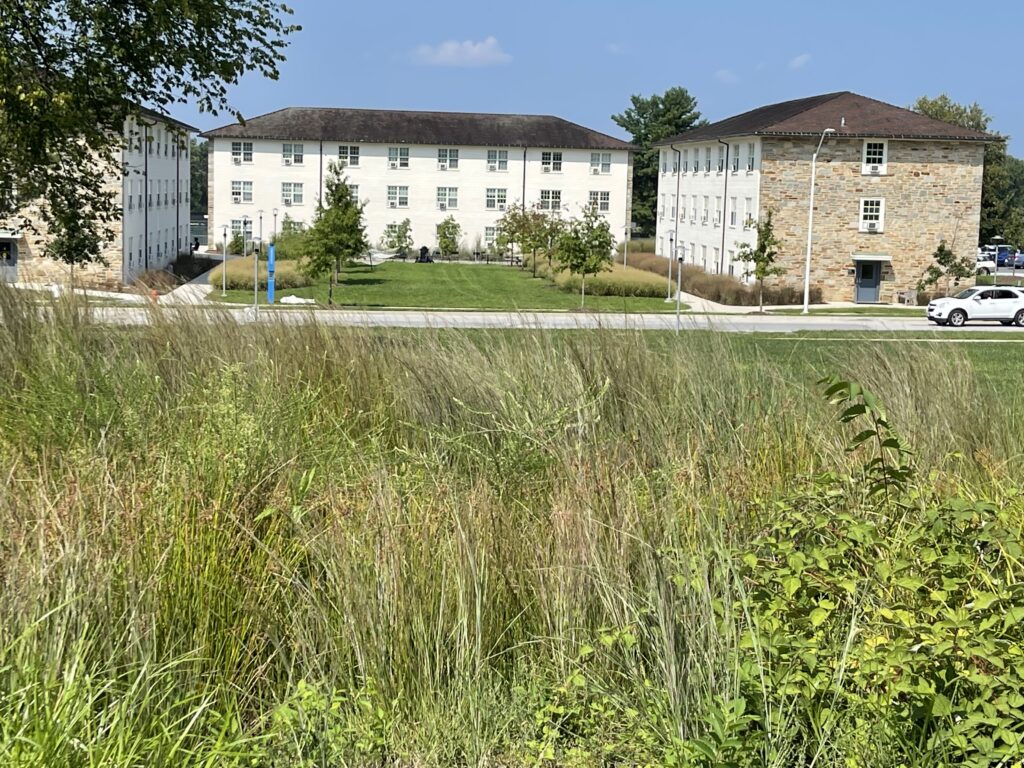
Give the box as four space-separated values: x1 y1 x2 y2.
178 0 1024 155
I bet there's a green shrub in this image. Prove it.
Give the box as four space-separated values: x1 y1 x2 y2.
206 257 313 291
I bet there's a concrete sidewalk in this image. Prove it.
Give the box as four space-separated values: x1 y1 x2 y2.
159 253 230 306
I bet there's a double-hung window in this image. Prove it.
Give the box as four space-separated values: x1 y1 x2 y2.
231 219 253 238
436 187 458 210
731 145 740 172
486 188 507 209
704 147 712 173
487 149 508 171
860 198 885 232
484 226 498 247
539 190 562 211
702 196 709 223
717 145 725 172
437 148 459 169
339 145 360 167
282 143 304 165
862 141 887 175
387 185 409 208
744 198 754 228
231 141 253 163
590 152 612 174
690 195 697 222
729 197 737 227
388 147 410 168
746 143 756 171
541 151 562 172
588 190 610 212
281 182 304 205
682 149 689 173
348 184 359 201
231 180 253 203
714 196 722 226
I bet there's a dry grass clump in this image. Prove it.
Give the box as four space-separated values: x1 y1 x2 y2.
207 256 314 291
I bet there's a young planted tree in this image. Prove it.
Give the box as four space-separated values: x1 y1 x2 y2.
436 216 462 259
381 219 413 258
553 207 615 308
917 239 975 295
0 1 298 265
737 209 784 313
301 162 368 305
496 204 554 275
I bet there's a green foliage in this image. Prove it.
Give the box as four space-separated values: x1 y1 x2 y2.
737 209 784 312
0 0 298 264
271 214 309 260
612 87 703 236
381 218 413 256
553 207 615 307
228 232 244 255
917 239 976 293
190 139 208 217
436 215 462 256
302 162 368 304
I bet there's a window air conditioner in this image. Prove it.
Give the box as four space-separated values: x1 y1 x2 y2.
233 158 241 165
232 195 241 203
284 158 292 166
498 204 506 211
389 161 398 169
591 167 600 175
542 166 551 173
869 165 881 175
389 201 397 208
438 163 447 171
866 221 879 232
439 203 446 211
284 199 292 207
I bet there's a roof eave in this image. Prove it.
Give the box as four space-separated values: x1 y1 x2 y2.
200 130 635 151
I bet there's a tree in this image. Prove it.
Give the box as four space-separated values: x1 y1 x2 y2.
553 207 615 308
911 95 1009 245
0 1 299 265
917 240 975 295
738 210 784 313
612 87 703 236
381 219 413 258
496 203 553 274
301 162 368 306
436 216 462 259
190 140 209 218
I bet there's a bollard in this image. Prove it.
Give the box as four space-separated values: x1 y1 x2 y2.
150 289 158 305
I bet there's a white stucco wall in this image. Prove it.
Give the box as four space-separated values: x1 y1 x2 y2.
208 138 632 253
655 138 761 280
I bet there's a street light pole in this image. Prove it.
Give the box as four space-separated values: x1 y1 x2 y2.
675 244 683 333
221 225 229 297
255 210 263 311
802 128 836 314
667 231 675 300
272 208 279 242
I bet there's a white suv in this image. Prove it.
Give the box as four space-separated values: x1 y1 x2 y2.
927 287 1024 327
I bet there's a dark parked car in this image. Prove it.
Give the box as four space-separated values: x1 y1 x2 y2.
1012 252 1024 270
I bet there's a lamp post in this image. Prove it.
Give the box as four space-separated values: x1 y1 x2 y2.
272 208 279 241
254 210 264 311
802 128 836 314
240 214 250 305
675 243 684 333
667 230 675 300
221 224 229 297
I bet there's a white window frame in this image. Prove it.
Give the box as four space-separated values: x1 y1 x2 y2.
862 140 888 175
744 198 754 229
437 148 459 170
729 197 737 227
746 143 756 172
541 151 563 172
588 190 610 212
690 195 697 222
486 188 507 210
731 145 740 172
484 226 497 246
231 180 253 203
859 198 885 233
388 147 410 169
540 189 562 211
701 196 709 224
231 218 253 238
704 147 712 173
436 186 458 210
717 145 725 173
348 184 359 202
387 185 409 208
682 149 689 173
714 196 722 226
339 145 360 167
590 152 612 174
282 143 304 165
281 182 304 206
487 149 508 171
231 141 253 163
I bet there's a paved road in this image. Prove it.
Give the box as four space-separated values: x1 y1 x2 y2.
84 305 1024 335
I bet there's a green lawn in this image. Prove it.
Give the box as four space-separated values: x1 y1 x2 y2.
214 261 679 313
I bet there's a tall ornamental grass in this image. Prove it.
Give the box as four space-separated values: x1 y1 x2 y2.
0 285 1020 766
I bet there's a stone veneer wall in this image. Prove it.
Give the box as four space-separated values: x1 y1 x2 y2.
759 137 985 303
13 166 125 289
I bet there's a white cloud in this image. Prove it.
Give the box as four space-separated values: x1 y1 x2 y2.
414 36 512 67
789 53 811 70
715 69 739 84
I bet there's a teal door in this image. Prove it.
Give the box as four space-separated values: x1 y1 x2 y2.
0 240 16 283
855 261 881 303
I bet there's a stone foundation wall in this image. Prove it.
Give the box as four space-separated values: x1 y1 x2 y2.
759 138 984 303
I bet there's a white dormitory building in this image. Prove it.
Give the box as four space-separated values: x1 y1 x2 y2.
201 107 634 253
652 138 761 281
0 108 196 288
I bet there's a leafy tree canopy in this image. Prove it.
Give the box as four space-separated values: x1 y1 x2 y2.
554 207 615 307
612 87 702 237
0 0 299 264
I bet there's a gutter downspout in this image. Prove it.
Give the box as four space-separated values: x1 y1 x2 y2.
144 123 149 271
718 139 730 274
175 133 181 257
319 140 325 205
669 144 682 298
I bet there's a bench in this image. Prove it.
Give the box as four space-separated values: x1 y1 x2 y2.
896 289 917 306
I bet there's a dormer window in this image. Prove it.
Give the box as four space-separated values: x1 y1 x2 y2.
862 140 888 176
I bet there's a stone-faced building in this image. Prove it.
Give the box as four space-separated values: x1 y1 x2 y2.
1 109 197 289
652 92 996 303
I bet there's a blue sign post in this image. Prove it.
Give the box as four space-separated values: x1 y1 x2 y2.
267 244 276 304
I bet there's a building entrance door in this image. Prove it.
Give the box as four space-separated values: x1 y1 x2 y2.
0 239 17 283
855 260 881 303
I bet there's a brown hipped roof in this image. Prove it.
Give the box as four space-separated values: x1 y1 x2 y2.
201 107 635 151
655 92 998 145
